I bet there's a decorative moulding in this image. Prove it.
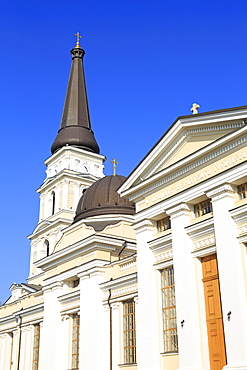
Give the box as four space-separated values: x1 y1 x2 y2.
166 203 190 217
206 183 235 199
122 128 247 202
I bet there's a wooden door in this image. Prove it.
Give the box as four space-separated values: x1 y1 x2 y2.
202 254 227 370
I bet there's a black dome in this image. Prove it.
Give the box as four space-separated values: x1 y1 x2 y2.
74 175 135 223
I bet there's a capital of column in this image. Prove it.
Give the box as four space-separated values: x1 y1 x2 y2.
132 219 154 233
111 302 120 310
43 281 63 292
166 203 190 218
206 183 235 200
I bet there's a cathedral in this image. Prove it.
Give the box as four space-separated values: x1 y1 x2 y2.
1 36 247 370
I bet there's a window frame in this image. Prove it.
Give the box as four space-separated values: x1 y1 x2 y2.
71 313 80 370
123 299 137 364
157 216 171 233
237 183 247 200
161 266 178 353
194 199 212 218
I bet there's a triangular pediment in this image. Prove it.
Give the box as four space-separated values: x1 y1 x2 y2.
119 106 247 198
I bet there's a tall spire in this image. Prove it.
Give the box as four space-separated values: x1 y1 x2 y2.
51 35 100 154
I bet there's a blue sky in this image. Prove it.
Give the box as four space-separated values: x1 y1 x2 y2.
1 0 247 302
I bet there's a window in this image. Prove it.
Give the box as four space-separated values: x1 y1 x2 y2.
32 324 40 370
72 279 79 288
194 199 212 218
72 314 80 369
123 300 136 364
44 240 49 256
237 183 247 200
51 191 55 215
157 216 171 233
161 267 178 353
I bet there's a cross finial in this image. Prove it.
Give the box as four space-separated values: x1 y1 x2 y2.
190 103 200 114
74 32 82 48
110 158 118 176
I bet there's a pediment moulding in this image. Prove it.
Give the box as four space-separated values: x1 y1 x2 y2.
127 133 247 205
143 120 247 180
120 120 247 202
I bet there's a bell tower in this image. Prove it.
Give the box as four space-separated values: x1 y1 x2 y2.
28 35 105 280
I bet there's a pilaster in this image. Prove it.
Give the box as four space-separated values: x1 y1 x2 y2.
78 268 109 370
133 219 160 370
39 282 63 370
166 203 204 370
206 184 247 369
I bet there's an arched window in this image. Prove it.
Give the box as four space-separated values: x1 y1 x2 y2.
51 191 55 215
44 240 49 256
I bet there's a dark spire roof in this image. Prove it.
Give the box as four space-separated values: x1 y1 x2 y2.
51 41 100 154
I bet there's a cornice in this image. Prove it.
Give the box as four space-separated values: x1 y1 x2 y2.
29 215 72 239
148 233 172 253
0 303 44 327
100 273 137 293
44 145 106 166
58 289 80 304
186 217 214 240
38 170 99 193
34 234 132 271
230 203 247 224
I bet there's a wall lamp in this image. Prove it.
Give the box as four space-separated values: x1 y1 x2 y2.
181 320 185 328
227 311 231 321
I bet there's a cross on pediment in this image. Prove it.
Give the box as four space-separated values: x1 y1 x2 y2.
190 103 200 114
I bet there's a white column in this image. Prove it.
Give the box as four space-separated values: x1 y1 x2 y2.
111 302 120 370
11 330 19 370
39 282 63 370
206 184 247 370
166 203 204 370
74 182 81 210
0 333 13 369
79 269 109 370
133 219 160 370
62 179 69 210
60 315 71 370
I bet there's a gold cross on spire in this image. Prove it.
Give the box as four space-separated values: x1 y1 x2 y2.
74 32 82 48
110 158 118 176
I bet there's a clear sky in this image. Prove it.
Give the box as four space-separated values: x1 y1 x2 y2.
1 0 247 302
